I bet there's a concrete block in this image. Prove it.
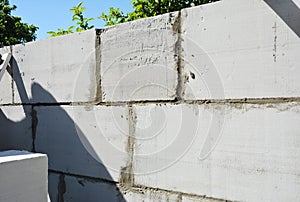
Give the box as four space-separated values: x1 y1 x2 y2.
182 0 300 100
0 106 32 151
0 46 13 104
48 172 125 202
35 105 129 181
133 103 300 202
100 13 179 102
0 150 48 202
12 29 99 104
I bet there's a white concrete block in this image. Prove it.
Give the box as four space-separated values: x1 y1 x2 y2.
182 0 300 99
0 150 48 202
0 46 13 104
12 29 99 104
100 13 179 102
0 106 32 151
35 105 129 181
133 103 300 202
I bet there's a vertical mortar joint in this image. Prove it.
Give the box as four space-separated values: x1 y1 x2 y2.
119 105 136 188
9 45 14 103
95 29 103 103
174 11 184 101
31 107 38 152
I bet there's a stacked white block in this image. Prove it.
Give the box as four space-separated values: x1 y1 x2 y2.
182 0 300 100
133 103 300 202
0 150 48 202
12 29 99 104
100 13 179 102
35 105 129 181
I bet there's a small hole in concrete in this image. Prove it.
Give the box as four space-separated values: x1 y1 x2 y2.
190 71 195 79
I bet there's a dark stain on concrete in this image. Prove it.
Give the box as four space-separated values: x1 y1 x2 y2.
58 174 66 202
31 107 38 152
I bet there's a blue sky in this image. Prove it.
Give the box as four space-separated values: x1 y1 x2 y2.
10 0 132 40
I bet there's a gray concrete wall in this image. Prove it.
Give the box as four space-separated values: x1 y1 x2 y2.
1 0 300 201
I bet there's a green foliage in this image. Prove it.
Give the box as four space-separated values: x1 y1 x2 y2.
47 2 94 37
0 0 38 46
48 0 219 36
70 2 94 32
99 0 219 26
99 8 127 26
47 26 75 37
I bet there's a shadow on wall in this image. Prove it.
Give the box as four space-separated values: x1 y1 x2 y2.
264 0 300 37
0 57 126 202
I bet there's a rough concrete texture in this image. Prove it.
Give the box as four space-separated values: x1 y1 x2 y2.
122 186 224 202
0 106 32 151
12 29 99 104
0 46 13 104
182 0 300 99
35 105 129 181
100 12 179 102
122 187 180 202
0 150 48 202
133 103 300 202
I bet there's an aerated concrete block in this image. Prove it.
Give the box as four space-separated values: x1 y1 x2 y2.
35 105 129 182
0 150 48 202
12 29 99 104
133 103 300 202
181 0 300 100
0 46 13 104
100 13 179 102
